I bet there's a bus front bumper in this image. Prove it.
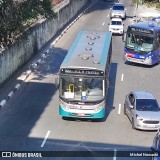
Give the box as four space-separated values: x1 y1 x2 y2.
59 106 105 119
125 56 153 65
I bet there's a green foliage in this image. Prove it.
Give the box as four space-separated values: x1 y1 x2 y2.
42 0 55 19
0 0 56 51
156 3 160 8
0 0 4 6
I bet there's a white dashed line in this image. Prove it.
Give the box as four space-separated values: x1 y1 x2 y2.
121 74 124 81
107 14 109 17
41 131 51 147
102 22 105 25
8 91 14 98
113 149 117 160
0 100 7 108
15 83 21 90
118 104 121 115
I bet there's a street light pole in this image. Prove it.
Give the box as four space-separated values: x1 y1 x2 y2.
136 0 139 23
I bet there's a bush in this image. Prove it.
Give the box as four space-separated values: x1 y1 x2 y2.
0 0 56 52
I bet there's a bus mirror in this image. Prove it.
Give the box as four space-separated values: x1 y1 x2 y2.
129 104 134 109
122 32 126 42
55 74 59 88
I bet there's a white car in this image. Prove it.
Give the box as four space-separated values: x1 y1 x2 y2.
109 18 124 35
110 3 126 20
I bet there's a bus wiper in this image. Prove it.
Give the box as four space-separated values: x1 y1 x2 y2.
89 78 94 87
68 100 81 104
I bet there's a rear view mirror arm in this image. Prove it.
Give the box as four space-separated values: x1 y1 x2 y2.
122 31 126 42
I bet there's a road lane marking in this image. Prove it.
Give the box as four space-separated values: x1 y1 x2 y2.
102 22 105 26
107 14 109 17
118 104 121 115
121 74 124 81
113 149 117 160
41 131 51 147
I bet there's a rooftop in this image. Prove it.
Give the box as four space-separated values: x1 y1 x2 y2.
60 30 112 71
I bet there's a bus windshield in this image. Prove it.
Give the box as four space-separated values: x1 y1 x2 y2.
60 76 104 102
125 32 154 53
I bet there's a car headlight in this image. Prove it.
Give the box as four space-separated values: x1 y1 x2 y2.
136 114 143 121
146 56 152 59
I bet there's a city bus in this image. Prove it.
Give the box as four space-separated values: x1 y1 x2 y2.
55 30 112 119
123 17 160 65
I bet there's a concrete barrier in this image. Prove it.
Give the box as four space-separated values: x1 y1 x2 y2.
0 0 88 86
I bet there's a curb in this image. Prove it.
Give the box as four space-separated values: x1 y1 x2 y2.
0 0 97 109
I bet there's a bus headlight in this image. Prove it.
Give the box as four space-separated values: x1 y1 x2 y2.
60 100 69 110
146 56 152 59
94 101 105 112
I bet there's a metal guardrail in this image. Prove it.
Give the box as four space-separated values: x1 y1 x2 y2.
53 0 70 13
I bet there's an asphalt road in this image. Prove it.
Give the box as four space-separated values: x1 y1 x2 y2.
0 0 159 160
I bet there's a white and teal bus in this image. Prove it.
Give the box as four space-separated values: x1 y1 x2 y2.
56 30 112 119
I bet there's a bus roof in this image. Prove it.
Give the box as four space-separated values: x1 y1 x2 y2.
60 30 112 71
130 19 160 32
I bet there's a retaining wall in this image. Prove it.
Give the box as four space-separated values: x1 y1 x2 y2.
0 0 88 86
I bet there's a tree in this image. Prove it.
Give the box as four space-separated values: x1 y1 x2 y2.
0 0 56 51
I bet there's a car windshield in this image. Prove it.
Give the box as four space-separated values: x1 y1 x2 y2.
59 76 105 102
125 32 154 53
136 99 160 111
111 21 122 25
113 6 124 10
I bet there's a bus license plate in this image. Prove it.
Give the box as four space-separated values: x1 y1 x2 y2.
130 58 137 62
77 113 85 116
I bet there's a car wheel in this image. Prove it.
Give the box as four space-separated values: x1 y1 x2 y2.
132 118 135 129
124 104 127 115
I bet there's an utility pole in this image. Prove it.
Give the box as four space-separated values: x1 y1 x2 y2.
136 0 139 23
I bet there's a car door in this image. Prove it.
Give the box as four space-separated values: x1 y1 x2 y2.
127 93 135 120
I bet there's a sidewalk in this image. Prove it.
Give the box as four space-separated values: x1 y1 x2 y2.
132 4 160 23
137 4 160 18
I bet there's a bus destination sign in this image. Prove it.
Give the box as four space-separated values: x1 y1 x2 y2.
60 69 104 76
129 27 153 34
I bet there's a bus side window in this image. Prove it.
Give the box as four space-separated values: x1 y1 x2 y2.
157 33 160 45
155 32 160 48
